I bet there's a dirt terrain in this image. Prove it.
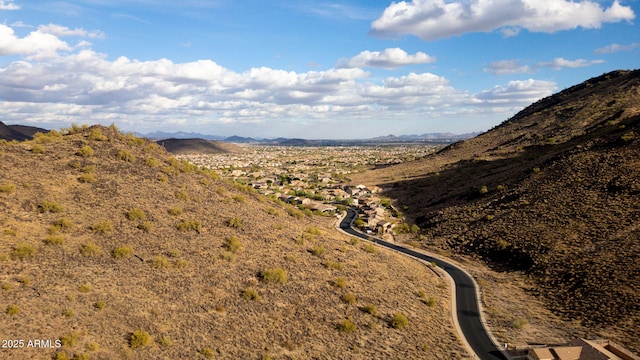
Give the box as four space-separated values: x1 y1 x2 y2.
0 125 467 359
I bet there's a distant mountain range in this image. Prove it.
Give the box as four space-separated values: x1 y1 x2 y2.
139 131 479 145
0 121 47 141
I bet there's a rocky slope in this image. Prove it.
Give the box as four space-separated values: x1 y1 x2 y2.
0 125 464 359
353 69 640 351
157 137 243 155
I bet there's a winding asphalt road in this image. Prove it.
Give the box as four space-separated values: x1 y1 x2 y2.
339 209 507 360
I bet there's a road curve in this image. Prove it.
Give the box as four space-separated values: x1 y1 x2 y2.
339 209 507 360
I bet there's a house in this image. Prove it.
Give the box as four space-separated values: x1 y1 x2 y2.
523 339 639 360
308 202 337 213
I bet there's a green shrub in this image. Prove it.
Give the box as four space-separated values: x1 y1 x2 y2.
112 245 134 259
5 304 20 315
50 218 74 232
90 221 113 234
322 260 343 270
176 220 202 233
88 128 107 141
44 235 65 246
138 221 154 232
227 217 243 229
426 297 437 307
259 268 287 284
265 207 279 216
62 308 75 318
60 332 79 347
78 284 92 292
310 245 326 257
146 157 159 168
39 201 64 213
11 243 36 260
337 319 356 333
342 293 357 304
363 244 377 253
151 256 170 269
93 301 106 310
175 190 190 201
198 348 215 358
390 312 408 329
129 330 152 349
362 304 378 316
225 236 242 254
77 173 96 183
76 146 94 157
167 207 183 216
126 208 146 221
243 287 260 301
81 165 95 173
511 318 528 329
80 242 101 257
117 149 136 162
306 226 321 235
0 182 16 193
332 277 347 288
30 144 45 154
233 194 246 203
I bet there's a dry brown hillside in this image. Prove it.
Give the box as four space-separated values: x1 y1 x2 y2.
0 125 466 359
352 69 640 352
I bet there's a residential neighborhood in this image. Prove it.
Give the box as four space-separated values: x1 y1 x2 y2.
177 144 435 237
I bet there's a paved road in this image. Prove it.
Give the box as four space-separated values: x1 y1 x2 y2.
340 209 507 360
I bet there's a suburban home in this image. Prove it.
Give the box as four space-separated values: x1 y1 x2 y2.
521 338 639 360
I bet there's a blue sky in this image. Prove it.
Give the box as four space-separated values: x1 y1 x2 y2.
0 0 638 139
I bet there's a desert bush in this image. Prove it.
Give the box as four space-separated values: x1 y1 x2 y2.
199 348 215 358
176 220 202 233
620 131 636 142
39 200 64 213
322 260 343 270
511 318 528 329
91 221 113 234
167 249 181 258
11 243 36 260
112 245 134 259
410 224 420 233
342 293 357 304
265 207 279 216
151 256 170 269
129 330 152 349
221 251 236 262
30 144 45 154
259 268 287 284
88 128 107 141
362 304 378 316
349 237 359 245
76 146 94 157
5 304 20 315
50 218 74 233
86 342 99 351
60 332 79 347
0 182 16 193
167 207 183 216
227 217 243 229
117 149 136 162
44 235 65 246
426 297 437 307
364 244 377 253
243 287 260 301
158 336 173 347
33 130 62 144
146 157 159 168
306 226 321 235
225 236 242 254
77 173 96 183
332 277 347 288
62 308 75 318
175 190 190 201
287 207 304 219
233 194 246 203
174 259 189 268
310 245 326 257
80 242 101 257
337 319 356 333
390 312 408 329
78 284 92 292
126 208 146 221
479 185 489 194
93 301 106 310
138 221 154 232
81 165 95 173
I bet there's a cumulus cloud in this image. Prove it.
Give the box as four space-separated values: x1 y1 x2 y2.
0 23 556 132
0 0 19 10
38 24 106 39
371 0 635 40
337 48 436 69
485 60 532 75
594 42 640 54
536 57 604 70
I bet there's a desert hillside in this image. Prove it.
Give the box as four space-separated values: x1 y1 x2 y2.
0 121 47 141
0 125 465 359
352 69 640 351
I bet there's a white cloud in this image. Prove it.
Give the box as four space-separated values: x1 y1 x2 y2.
594 42 640 54
485 60 532 75
536 57 604 70
476 79 557 105
371 0 635 40
0 23 558 134
38 24 106 39
0 24 72 60
337 48 436 69
0 0 19 10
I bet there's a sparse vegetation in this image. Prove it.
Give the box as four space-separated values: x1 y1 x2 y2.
129 330 152 349
126 208 147 221
11 243 36 260
0 182 16 193
362 304 378 316
243 287 260 301
90 220 113 234
227 217 243 229
332 277 347 288
39 200 64 213
80 242 102 257
342 293 357 304
259 268 288 284
44 235 65 246
6 304 20 315
112 245 134 259
337 319 356 333
390 312 409 329
225 236 242 254
176 219 202 233
117 149 136 162
76 145 94 157
310 244 326 257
